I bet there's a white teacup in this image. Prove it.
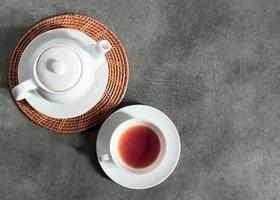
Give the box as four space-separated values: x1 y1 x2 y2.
99 119 167 174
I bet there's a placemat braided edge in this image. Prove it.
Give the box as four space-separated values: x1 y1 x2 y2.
8 14 129 133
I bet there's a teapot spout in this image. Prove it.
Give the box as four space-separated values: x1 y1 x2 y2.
83 40 112 68
97 40 112 54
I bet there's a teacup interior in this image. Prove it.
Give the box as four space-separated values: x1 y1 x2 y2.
111 119 166 174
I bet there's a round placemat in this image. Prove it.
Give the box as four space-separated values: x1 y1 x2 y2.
8 14 129 133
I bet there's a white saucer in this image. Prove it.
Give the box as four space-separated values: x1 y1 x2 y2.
18 28 108 118
96 105 181 189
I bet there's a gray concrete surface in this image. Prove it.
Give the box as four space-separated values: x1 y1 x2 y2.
1 0 280 199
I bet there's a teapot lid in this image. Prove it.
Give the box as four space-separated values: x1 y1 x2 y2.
36 46 82 92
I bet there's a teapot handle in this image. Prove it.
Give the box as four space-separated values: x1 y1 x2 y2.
12 79 37 101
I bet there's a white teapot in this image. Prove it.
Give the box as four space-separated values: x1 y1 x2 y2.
12 33 111 104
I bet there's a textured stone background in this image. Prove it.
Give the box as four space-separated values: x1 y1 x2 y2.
1 0 280 199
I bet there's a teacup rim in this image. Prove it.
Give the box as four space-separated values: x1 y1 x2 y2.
109 118 167 175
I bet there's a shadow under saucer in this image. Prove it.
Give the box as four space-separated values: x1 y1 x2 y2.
75 101 142 179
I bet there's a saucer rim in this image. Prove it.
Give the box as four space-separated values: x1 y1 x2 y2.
96 105 181 189
18 28 109 118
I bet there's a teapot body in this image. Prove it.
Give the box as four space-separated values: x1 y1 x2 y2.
12 30 111 104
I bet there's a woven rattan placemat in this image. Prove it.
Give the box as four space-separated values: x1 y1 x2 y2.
8 14 129 133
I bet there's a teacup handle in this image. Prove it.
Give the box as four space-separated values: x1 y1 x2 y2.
99 153 112 162
12 79 37 101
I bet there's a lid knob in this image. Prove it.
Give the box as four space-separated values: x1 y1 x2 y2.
47 60 66 74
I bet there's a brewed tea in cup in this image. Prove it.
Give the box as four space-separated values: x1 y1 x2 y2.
99 119 166 174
